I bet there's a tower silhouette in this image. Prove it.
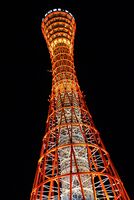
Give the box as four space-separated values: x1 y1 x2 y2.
30 8 130 199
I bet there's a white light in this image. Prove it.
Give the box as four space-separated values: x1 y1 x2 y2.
44 8 75 19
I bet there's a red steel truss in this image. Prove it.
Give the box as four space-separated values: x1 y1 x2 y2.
30 8 130 200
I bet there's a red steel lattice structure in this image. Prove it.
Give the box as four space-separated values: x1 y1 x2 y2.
30 8 130 200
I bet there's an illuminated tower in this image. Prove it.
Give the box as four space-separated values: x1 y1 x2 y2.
30 8 130 199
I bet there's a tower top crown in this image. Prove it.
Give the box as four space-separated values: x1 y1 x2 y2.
41 8 76 56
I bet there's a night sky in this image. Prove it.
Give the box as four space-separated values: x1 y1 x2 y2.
1 1 134 199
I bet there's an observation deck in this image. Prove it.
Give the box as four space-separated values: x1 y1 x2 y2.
41 8 76 56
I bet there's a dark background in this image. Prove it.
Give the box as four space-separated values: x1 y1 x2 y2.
1 1 133 199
